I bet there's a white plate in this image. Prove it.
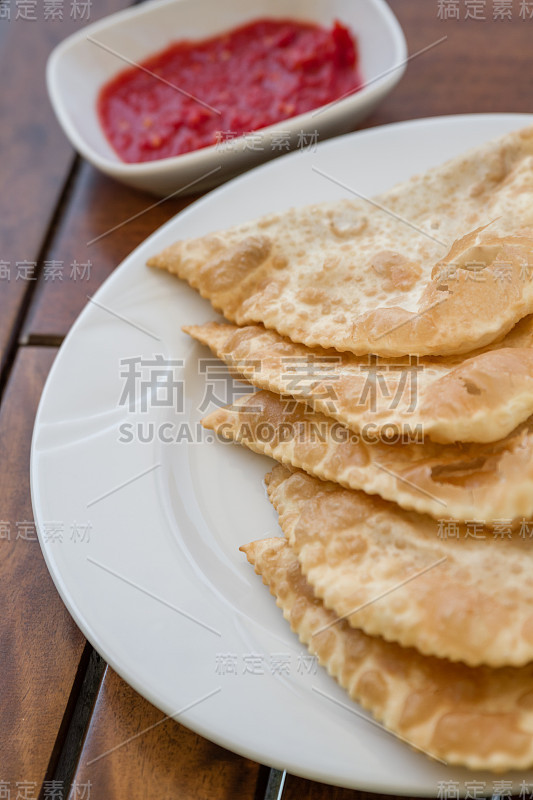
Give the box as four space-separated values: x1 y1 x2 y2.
46 0 406 196
31 114 533 794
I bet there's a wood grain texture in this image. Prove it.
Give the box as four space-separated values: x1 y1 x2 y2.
0 1 131 370
363 0 533 127
284 776 404 800
0 347 86 785
22 163 198 342
69 666 262 800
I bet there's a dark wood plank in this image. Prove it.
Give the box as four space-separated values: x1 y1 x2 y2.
0 1 133 371
364 0 533 127
69 666 262 800
22 163 197 342
0 347 86 785
284 777 405 800
283 774 520 800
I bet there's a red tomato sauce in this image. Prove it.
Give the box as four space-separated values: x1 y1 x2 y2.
98 18 363 162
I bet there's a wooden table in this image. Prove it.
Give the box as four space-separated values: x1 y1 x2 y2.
1 2 532 798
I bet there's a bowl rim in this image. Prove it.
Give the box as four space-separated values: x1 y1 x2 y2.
46 0 407 177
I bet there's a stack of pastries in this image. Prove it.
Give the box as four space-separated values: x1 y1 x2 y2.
148 126 533 771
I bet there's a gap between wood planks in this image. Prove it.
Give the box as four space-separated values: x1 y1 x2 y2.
0 156 80 408
39 644 106 799
38 640 284 800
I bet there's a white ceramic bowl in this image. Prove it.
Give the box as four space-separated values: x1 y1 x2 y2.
47 0 407 196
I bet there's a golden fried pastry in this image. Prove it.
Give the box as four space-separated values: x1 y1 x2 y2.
149 126 533 357
186 317 533 444
261 465 533 668
203 389 533 524
242 536 533 772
